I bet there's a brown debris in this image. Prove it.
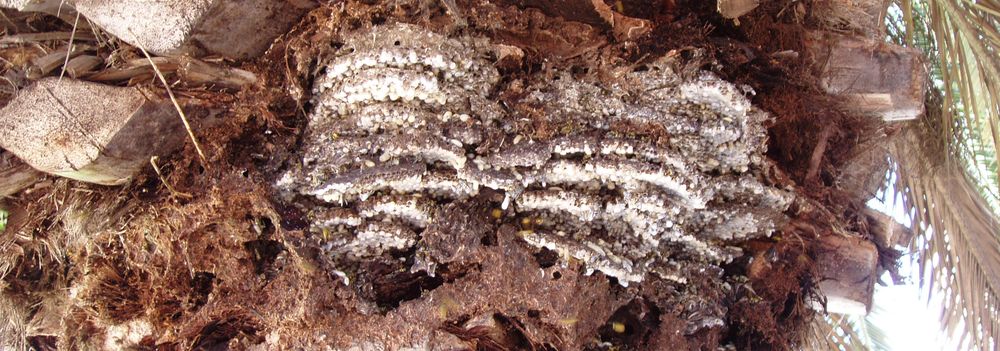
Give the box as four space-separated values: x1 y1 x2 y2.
24 44 91 79
808 0 887 37
63 55 102 78
0 152 42 197
322 228 625 350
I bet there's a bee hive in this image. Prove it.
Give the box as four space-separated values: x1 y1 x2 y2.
279 23 793 286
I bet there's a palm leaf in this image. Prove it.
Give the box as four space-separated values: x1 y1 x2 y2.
886 2 1000 348
890 123 1000 351
807 312 892 351
901 0 1000 212
853 1 1000 350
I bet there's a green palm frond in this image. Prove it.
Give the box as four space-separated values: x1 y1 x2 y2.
0 209 6 233
885 1 1000 349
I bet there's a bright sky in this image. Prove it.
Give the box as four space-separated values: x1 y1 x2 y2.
866 186 963 350
868 263 957 350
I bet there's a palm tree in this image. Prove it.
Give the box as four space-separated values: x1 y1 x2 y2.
820 0 1000 349
0 0 998 350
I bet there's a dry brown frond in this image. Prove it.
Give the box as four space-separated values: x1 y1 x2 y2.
805 314 871 351
0 290 29 350
892 102 1000 350
887 1 1000 349
134 42 207 164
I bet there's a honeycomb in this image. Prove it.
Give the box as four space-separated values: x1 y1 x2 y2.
279 23 793 287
